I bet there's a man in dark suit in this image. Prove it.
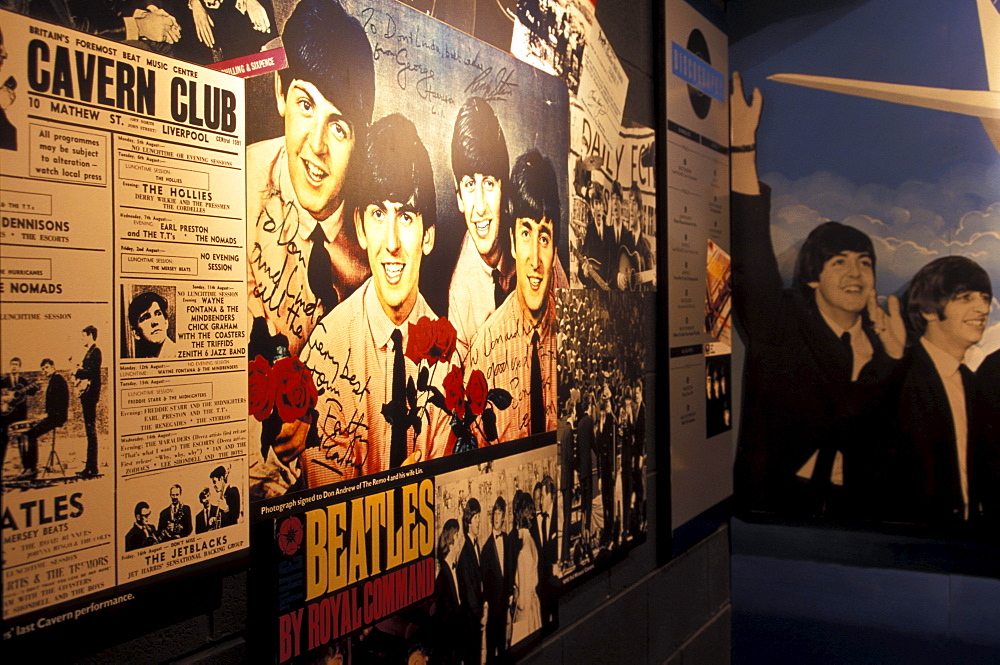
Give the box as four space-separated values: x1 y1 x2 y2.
21 359 69 478
530 476 558 627
886 256 992 526
575 395 595 544
577 185 611 290
457 498 485 665
157 484 193 540
629 378 646 538
974 350 1000 527
480 497 512 663
557 399 576 563
730 73 906 520
211 465 240 526
595 387 617 543
195 487 220 533
2 357 32 472
76 326 102 478
433 518 463 664
579 182 631 291
124 501 159 551
617 388 635 544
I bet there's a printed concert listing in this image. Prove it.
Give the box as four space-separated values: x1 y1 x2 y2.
0 8 248 627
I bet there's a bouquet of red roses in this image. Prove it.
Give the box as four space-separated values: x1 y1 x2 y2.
249 354 319 424
397 316 511 454
249 353 319 461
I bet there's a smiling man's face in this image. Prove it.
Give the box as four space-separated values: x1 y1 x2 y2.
457 173 503 265
511 216 554 325
358 196 435 326
925 291 990 355
809 251 874 323
277 79 355 221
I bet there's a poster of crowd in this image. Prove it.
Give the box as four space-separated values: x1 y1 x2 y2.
510 0 591 97
0 7 248 627
555 289 651 585
244 0 570 504
731 0 1000 531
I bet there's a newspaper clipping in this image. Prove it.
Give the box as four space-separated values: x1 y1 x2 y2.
0 8 248 626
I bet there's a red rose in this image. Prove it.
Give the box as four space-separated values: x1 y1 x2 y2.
270 356 318 423
429 317 458 364
248 355 274 422
405 316 436 365
434 316 458 362
442 365 465 419
466 369 488 416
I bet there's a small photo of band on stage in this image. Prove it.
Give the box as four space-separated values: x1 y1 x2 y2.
1 324 108 489
122 464 243 552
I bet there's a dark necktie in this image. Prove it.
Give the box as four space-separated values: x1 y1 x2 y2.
840 331 853 380
492 268 505 309
307 225 339 311
530 330 545 435
389 329 407 468
812 333 849 502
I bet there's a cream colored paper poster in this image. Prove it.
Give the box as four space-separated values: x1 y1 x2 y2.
0 8 247 623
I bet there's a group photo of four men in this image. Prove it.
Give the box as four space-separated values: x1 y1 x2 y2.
246 0 569 497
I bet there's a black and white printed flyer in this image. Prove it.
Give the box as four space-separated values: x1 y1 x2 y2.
0 8 248 628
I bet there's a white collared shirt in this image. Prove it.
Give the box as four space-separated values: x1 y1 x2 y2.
921 337 969 514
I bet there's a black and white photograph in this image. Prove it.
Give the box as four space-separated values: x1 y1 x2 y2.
704 353 731 439
396 0 518 51
511 0 590 96
4 0 277 67
570 126 656 292
118 460 246 580
121 284 178 360
2 318 109 488
0 22 18 152
433 444 559 663
555 289 652 585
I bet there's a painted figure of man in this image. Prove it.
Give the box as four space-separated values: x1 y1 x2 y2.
730 73 905 520
466 149 560 443
299 114 453 483
887 256 993 525
246 0 374 358
447 97 515 355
